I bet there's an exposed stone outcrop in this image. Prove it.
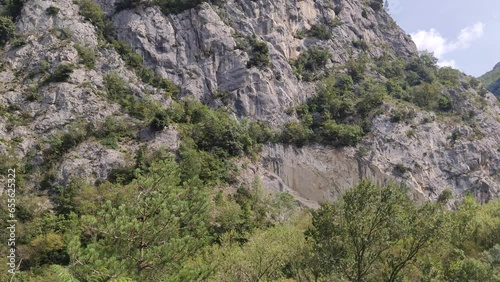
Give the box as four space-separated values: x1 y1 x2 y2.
0 0 174 190
259 96 500 204
1 0 499 205
110 0 416 124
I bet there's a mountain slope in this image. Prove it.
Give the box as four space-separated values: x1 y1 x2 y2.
2 0 500 280
479 62 500 96
1 0 499 204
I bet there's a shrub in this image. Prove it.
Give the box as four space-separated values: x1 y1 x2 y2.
438 67 461 87
279 121 312 147
77 0 105 30
369 0 383 11
154 0 227 15
115 0 143 12
393 163 410 175
308 24 332 40
469 77 481 88
437 189 453 203
246 37 270 69
136 67 179 96
94 116 135 148
385 79 410 101
405 51 438 85
44 121 90 163
411 82 442 109
104 72 161 120
74 44 96 69
9 36 25 47
438 95 452 112
307 74 356 122
165 101 186 123
112 40 142 68
390 109 404 123
294 28 306 39
46 64 74 83
376 56 405 78
352 39 369 51
0 16 15 46
248 121 275 144
29 233 67 266
46 5 60 15
191 109 254 157
178 144 236 184
110 40 179 94
154 0 204 14
150 110 169 131
331 17 341 27
347 55 368 82
1 0 26 20
320 119 364 146
26 84 41 102
213 89 234 105
50 27 73 40
356 79 387 115
291 47 331 81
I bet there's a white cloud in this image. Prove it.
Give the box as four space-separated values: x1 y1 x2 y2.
437 60 456 68
455 22 484 48
410 22 485 68
411 29 448 58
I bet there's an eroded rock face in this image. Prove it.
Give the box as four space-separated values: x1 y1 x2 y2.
111 0 416 125
0 0 175 190
59 141 126 185
261 95 500 204
1 0 499 204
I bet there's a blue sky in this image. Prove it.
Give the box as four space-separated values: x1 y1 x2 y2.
387 0 500 77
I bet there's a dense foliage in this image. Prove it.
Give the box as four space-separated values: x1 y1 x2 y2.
284 50 480 147
291 47 332 81
479 64 500 96
2 174 499 281
0 16 15 46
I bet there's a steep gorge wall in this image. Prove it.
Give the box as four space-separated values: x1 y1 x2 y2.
105 0 416 124
1 0 499 204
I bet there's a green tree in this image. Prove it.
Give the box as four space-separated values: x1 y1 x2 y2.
68 158 211 281
308 180 444 282
207 225 306 282
77 0 105 30
0 16 15 46
291 47 332 81
280 121 312 147
246 38 270 69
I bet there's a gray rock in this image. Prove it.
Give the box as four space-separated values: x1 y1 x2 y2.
111 0 415 125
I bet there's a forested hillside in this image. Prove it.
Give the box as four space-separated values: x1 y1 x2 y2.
2 163 500 281
479 62 500 96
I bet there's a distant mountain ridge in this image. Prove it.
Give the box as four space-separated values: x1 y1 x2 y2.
479 62 500 96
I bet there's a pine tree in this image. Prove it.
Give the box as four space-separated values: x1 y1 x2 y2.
67 158 211 281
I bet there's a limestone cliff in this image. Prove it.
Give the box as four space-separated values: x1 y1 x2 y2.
1 0 499 206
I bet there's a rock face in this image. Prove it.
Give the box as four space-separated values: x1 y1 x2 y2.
0 0 172 189
110 0 416 124
261 97 500 204
1 0 499 204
